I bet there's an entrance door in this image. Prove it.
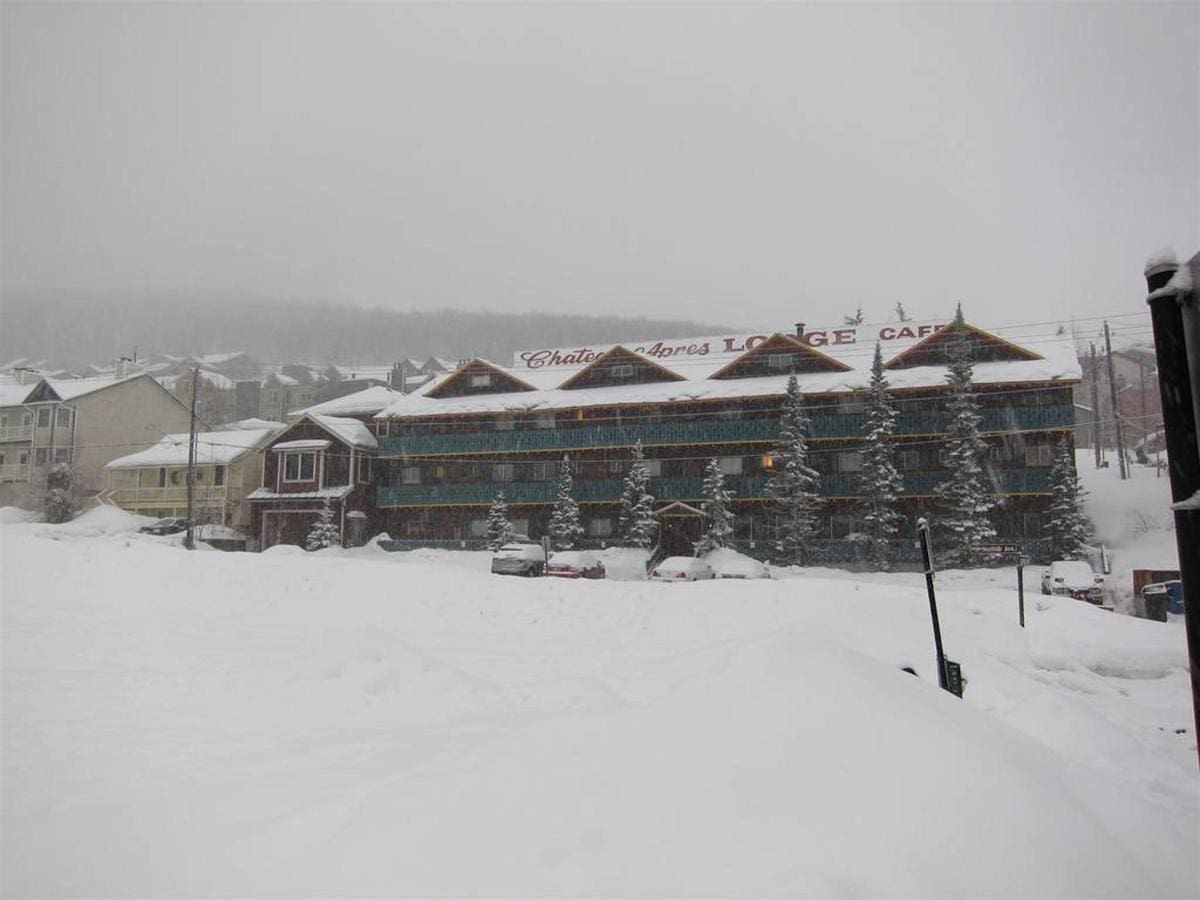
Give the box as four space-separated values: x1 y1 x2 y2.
654 502 705 557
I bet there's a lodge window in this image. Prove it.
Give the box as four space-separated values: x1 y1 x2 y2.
358 457 372 484
607 460 624 475
18 451 28 465
835 451 863 473
831 514 861 539
644 459 663 477
988 440 1014 463
716 408 742 421
56 407 73 428
36 408 50 427
717 456 743 476
493 464 514 482
734 514 757 541
767 353 796 371
899 449 920 471
1024 445 1053 467
467 519 488 538
938 447 952 468
158 467 167 487
471 374 492 388
400 466 421 485
535 412 556 429
528 462 555 481
214 466 226 487
587 517 613 537
510 518 530 537
496 415 515 431
609 364 635 379
838 396 866 414
1021 512 1044 536
283 452 317 482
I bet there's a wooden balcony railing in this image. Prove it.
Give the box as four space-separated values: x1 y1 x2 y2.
0 425 32 442
108 486 228 506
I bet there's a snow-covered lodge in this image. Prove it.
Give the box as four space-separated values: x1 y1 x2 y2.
369 320 1081 563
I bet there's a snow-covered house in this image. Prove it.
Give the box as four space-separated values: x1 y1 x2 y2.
247 414 378 550
104 424 282 529
0 378 36 486
0 373 193 508
371 320 1081 562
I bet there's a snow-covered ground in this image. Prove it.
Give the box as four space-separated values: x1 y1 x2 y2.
1 506 1195 897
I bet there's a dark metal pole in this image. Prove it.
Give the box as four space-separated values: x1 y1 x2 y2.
1104 321 1129 479
1017 558 1026 628
184 367 199 551
1144 254 1200 768
917 517 948 691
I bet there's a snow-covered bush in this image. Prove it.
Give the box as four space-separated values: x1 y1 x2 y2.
305 499 341 551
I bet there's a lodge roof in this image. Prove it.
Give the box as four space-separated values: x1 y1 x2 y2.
376 320 1081 420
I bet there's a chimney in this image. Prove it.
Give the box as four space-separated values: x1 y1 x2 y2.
117 357 131 379
1144 255 1179 293
795 323 806 341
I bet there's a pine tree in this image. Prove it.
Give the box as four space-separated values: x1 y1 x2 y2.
695 457 735 555
1045 438 1094 559
305 498 341 550
765 375 822 565
858 343 904 569
548 455 583 550
486 492 514 550
894 302 911 323
844 305 865 326
618 441 657 549
934 305 998 567
44 463 73 524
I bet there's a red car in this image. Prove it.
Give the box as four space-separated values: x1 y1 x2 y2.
546 551 606 579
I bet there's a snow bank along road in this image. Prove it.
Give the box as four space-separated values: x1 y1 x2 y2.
1 513 1196 897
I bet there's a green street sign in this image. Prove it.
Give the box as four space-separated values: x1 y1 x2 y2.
944 659 965 698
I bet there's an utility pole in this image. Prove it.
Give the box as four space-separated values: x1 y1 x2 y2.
1104 322 1128 479
184 367 199 550
1090 342 1102 469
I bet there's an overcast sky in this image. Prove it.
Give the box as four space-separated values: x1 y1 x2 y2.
3 2 1197 332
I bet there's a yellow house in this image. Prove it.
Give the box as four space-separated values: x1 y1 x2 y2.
105 424 281 528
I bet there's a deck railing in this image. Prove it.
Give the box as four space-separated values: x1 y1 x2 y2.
108 486 228 506
0 463 30 482
0 425 32 442
378 405 1074 456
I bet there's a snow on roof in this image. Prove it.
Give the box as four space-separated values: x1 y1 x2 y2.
333 365 393 382
156 369 236 392
247 485 353 501
199 351 251 365
273 438 332 451
290 385 403 418
377 322 1081 419
0 379 34 408
309 414 378 450
106 428 277 469
224 417 286 431
39 373 149 401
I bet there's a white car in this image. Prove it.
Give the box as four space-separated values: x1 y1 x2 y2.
649 556 715 582
490 541 546 577
1041 560 1104 603
709 554 771 580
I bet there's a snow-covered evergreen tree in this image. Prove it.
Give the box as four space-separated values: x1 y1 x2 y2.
44 463 73 524
617 441 657 549
1044 438 1094 559
934 305 998 567
858 342 904 569
486 492 514 550
695 457 735 555
548 455 583 550
765 375 822 565
844 305 865 326
305 498 340 551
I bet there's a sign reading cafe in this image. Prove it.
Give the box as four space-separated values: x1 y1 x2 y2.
514 322 946 371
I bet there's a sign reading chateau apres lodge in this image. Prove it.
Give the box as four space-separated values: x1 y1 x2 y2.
513 322 947 371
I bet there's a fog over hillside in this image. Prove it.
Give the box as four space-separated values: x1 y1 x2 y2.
1 294 730 369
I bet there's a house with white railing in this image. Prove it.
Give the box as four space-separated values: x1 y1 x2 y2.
105 424 282 529
0 378 36 485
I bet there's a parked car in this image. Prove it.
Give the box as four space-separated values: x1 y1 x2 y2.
546 550 606 579
490 540 546 577
139 517 188 536
1041 560 1104 603
649 556 715 582
709 552 771 580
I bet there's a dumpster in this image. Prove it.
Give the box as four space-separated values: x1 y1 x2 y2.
1141 583 1169 622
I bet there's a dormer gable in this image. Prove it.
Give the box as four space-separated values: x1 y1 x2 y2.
885 323 1043 370
708 333 853 380
557 346 687 390
424 359 536 399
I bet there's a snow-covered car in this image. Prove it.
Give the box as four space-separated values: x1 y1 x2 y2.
490 541 546 577
546 550 605 579
138 516 188 536
649 556 714 582
1041 560 1103 603
706 549 771 580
